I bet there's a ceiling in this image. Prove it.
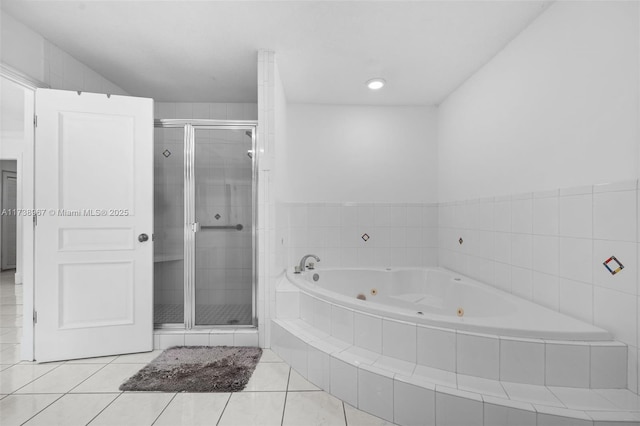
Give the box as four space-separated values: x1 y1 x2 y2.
1 1 553 105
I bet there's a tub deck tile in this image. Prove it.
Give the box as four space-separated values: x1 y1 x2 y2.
373 355 415 377
272 318 640 425
500 381 565 408
534 404 593 421
594 389 640 411
334 346 379 367
413 365 457 387
394 373 437 391
585 411 640 422
548 386 620 411
481 394 535 411
307 337 349 355
457 374 508 399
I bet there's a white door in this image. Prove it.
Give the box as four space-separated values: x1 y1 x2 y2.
34 89 153 362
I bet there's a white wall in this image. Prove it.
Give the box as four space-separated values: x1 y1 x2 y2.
274 63 288 204
1 11 44 82
257 51 283 348
436 1 640 394
285 104 438 204
438 1 640 202
277 104 440 275
0 76 35 361
0 77 32 287
1 11 127 95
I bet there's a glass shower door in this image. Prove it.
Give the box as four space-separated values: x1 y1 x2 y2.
153 126 185 325
193 128 254 326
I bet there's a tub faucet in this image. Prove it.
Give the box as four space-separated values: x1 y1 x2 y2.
298 254 320 272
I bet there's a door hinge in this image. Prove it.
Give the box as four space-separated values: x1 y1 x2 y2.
33 311 37 324
34 115 37 127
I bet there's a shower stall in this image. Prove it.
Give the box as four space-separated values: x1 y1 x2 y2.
153 119 257 329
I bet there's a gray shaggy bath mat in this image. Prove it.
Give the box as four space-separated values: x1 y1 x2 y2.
119 346 262 392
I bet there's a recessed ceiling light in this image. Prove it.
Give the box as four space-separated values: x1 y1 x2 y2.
366 78 386 90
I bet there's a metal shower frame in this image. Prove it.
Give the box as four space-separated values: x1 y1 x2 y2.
154 119 258 330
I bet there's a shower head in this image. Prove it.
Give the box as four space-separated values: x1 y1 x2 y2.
245 131 252 138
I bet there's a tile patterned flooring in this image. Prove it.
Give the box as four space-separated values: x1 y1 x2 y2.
0 270 395 425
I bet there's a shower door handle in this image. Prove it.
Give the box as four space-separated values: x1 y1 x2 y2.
138 233 149 242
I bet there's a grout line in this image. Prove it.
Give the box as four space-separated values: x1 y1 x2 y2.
10 362 65 395
86 391 124 425
545 386 569 409
497 379 509 400
280 367 291 426
12 391 123 395
543 341 547 387
215 393 233 426
342 401 348 426
65 362 112 394
18 393 65 426
150 392 178 426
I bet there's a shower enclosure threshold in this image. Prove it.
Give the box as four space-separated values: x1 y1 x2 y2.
153 326 259 349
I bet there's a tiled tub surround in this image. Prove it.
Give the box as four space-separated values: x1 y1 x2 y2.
438 179 640 395
276 202 439 270
272 268 640 425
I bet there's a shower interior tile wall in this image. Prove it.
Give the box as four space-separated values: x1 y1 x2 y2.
155 102 258 121
279 203 439 268
153 102 257 312
438 179 640 394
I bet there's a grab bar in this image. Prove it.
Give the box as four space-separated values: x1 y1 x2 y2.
200 224 243 231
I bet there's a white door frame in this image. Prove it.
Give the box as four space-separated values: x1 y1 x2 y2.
1 63 48 361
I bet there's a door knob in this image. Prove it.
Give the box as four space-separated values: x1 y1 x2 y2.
138 233 149 242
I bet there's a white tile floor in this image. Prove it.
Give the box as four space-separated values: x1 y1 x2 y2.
0 270 395 426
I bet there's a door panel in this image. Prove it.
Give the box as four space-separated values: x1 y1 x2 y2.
58 261 134 329
193 128 253 326
35 89 153 362
58 112 135 211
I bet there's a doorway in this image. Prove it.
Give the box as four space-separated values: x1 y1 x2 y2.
1 166 18 270
153 120 258 329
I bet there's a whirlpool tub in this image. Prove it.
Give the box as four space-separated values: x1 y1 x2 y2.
282 267 610 341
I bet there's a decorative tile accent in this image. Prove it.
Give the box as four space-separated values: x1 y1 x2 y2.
162 149 171 158
459 237 464 245
603 255 624 275
361 233 370 242
215 214 221 220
